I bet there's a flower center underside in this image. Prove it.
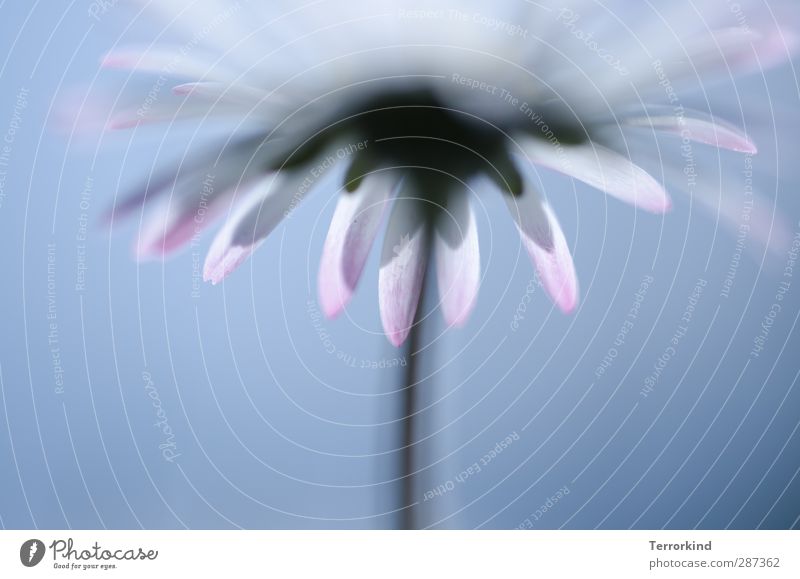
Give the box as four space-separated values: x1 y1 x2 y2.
280 91 587 200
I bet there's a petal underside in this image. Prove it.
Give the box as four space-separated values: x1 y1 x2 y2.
434 192 481 327
318 171 400 318
378 187 430 347
520 137 672 214
502 177 578 313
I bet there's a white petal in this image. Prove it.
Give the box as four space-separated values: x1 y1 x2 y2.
517 201 578 314
687 27 785 78
503 177 554 252
101 47 234 81
379 190 429 347
121 138 303 259
135 195 200 260
106 101 244 130
622 106 757 153
520 137 671 213
317 171 399 318
130 1 261 68
109 134 283 222
172 82 293 117
203 171 304 284
435 193 480 327
134 170 244 260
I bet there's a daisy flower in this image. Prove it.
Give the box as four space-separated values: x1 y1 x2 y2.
95 0 797 345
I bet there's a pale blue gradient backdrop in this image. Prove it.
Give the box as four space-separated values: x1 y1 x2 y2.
0 2 799 529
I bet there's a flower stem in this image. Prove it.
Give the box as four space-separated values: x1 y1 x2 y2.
400 310 420 530
399 276 426 530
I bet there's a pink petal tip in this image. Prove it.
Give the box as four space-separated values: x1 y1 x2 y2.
203 245 253 285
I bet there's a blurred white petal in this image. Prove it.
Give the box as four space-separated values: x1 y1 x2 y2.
435 193 480 327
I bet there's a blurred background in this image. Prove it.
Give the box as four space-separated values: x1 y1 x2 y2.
0 1 799 529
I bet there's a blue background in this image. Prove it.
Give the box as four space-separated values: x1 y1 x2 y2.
0 1 799 529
